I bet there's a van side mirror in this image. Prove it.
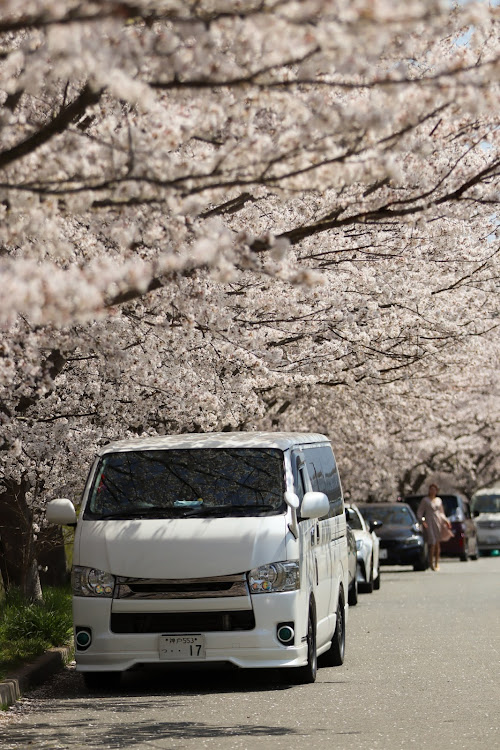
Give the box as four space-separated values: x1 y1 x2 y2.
46 498 77 526
370 520 383 532
301 491 329 519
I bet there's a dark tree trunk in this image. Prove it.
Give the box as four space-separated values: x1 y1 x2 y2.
0 479 42 601
36 525 70 587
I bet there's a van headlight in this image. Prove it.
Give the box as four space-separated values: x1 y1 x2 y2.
72 566 115 597
248 561 300 593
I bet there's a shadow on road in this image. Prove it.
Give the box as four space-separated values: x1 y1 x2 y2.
1 665 319 750
2 716 305 749
1 665 312 749
120 663 295 696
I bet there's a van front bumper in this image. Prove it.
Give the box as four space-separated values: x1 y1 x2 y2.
73 592 309 672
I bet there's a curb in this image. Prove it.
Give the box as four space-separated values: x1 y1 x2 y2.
0 646 73 708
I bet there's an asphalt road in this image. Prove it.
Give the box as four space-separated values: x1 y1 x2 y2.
2 556 499 750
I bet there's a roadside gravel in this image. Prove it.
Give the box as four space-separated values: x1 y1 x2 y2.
0 647 73 718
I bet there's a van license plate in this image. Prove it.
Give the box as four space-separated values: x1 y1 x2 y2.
379 548 388 559
159 634 206 660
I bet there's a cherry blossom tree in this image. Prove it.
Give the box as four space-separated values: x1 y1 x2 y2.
0 0 499 598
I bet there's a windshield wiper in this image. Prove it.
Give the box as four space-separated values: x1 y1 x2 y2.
96 507 177 520
92 504 280 520
181 504 279 517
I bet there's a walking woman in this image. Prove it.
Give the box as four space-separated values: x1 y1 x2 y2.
417 484 453 570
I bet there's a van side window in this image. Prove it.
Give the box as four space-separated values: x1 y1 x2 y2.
306 456 322 494
299 465 310 495
303 447 329 520
292 444 343 519
317 445 343 517
291 452 307 501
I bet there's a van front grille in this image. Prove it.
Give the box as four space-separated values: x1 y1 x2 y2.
477 520 500 529
114 574 248 600
110 611 255 633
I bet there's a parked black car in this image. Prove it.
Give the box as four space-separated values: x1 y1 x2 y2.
404 493 478 562
356 503 428 571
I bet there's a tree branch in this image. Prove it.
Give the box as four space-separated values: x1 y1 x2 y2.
0 84 103 171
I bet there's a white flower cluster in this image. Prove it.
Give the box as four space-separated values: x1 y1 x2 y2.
0 0 498 530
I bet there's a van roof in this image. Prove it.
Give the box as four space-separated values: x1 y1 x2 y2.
472 487 500 496
98 431 330 456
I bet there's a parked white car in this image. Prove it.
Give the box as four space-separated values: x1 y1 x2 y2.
345 503 382 593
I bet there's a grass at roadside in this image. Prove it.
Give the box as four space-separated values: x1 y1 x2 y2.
0 586 73 682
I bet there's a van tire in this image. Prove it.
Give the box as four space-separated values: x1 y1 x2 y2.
319 594 345 667
291 607 317 684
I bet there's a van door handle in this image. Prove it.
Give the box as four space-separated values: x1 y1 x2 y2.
310 527 315 546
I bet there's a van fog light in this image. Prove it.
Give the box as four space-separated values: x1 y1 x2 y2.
75 627 92 650
277 623 295 644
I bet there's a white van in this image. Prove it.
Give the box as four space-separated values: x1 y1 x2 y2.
471 487 500 554
47 431 348 688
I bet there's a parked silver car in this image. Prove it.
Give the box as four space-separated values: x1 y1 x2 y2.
345 503 382 593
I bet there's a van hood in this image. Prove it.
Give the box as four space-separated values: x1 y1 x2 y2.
75 515 288 579
475 512 500 524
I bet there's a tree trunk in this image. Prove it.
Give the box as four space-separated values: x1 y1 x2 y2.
36 524 70 587
0 479 43 602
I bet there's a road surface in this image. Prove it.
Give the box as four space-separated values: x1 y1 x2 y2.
1 556 499 750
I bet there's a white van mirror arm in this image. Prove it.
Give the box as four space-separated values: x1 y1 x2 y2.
284 491 299 539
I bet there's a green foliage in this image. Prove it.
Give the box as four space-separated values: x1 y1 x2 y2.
0 586 72 681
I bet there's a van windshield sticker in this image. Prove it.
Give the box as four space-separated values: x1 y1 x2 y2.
84 448 286 520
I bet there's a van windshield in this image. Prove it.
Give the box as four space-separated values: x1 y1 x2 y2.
471 494 500 514
84 448 286 519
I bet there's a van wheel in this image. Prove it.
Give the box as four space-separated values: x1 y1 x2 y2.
83 671 121 692
320 595 345 667
291 608 317 684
